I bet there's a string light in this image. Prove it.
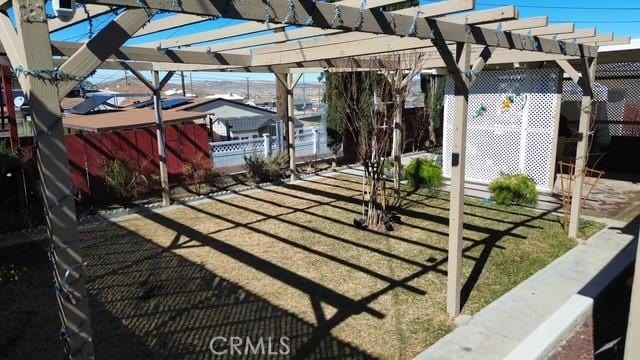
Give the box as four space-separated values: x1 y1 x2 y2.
330 5 343 27
353 0 367 31
13 66 86 84
264 0 274 23
405 9 422 37
283 0 296 24
304 0 317 26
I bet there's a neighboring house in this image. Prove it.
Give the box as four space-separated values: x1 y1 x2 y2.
251 96 277 111
181 98 303 140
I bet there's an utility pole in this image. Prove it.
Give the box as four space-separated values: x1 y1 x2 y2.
302 74 306 115
246 76 250 100
181 71 186 97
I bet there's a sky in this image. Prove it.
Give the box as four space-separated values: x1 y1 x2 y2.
46 0 640 86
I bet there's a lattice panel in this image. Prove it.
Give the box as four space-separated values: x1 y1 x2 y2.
586 62 640 137
443 68 561 190
211 138 264 153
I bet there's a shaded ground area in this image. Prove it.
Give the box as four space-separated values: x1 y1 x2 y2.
1 173 604 359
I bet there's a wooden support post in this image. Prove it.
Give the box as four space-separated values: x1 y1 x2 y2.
276 72 289 154
624 233 640 360
13 0 95 357
152 71 171 207
391 91 403 196
287 72 297 181
1 66 19 150
121 64 174 207
447 41 471 317
568 56 597 239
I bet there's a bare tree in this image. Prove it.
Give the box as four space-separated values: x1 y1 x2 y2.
381 52 425 198
330 51 424 227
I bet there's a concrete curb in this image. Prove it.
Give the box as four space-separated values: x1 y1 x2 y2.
504 236 637 360
504 294 594 360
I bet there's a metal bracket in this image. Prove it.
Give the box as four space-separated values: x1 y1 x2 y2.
20 0 47 23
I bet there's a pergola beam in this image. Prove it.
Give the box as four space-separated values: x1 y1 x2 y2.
585 37 631 46
553 28 596 40
133 14 211 37
47 41 250 66
0 12 27 90
243 8 524 57
151 21 288 49
48 4 113 33
246 17 549 68
56 8 157 99
80 0 596 57
147 0 475 50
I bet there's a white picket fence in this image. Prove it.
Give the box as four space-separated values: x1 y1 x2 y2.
210 128 332 168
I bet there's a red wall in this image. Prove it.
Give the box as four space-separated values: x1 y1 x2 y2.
65 123 211 203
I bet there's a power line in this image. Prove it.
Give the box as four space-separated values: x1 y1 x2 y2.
549 20 640 24
478 2 640 10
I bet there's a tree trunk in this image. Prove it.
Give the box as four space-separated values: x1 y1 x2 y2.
392 96 403 198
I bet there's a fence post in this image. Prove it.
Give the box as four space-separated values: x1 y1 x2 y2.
312 127 319 157
275 119 282 152
263 133 271 158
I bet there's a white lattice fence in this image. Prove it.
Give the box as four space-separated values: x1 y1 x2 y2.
443 68 562 191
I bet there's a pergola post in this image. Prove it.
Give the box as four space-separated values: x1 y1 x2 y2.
568 56 597 239
13 0 95 357
121 64 174 207
287 72 297 181
276 71 289 154
446 41 471 317
152 70 171 207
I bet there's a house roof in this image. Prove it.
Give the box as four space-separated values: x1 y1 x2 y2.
63 108 205 132
180 97 276 115
218 116 276 133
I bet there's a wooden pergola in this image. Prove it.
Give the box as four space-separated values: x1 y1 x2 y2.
0 0 629 358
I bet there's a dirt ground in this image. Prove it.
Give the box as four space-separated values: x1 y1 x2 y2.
555 175 640 221
1 173 604 359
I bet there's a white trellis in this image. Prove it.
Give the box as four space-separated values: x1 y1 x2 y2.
443 68 562 191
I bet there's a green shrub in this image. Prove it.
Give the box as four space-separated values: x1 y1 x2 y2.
244 151 289 184
404 158 443 191
0 141 21 174
103 159 149 205
489 173 538 206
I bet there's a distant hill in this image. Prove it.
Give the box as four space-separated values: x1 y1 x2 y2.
95 77 325 101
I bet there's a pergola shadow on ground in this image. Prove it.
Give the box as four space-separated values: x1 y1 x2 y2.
0 0 620 355
1 173 603 358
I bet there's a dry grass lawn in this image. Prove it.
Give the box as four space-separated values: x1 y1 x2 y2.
96 172 601 358
0 172 604 359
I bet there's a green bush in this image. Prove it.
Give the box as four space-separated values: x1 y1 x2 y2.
103 159 149 205
489 173 538 206
244 151 289 184
0 141 21 173
404 158 443 191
